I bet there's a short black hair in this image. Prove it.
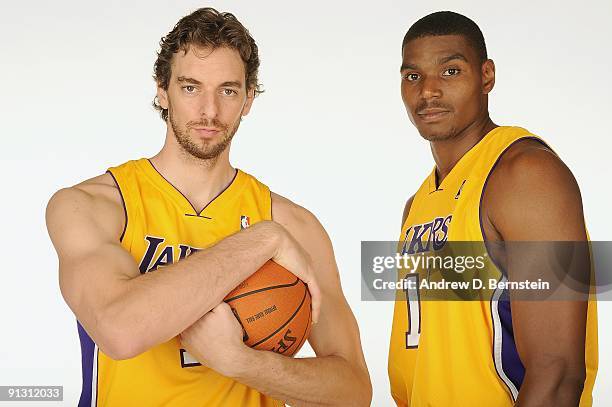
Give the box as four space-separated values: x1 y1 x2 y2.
402 11 488 62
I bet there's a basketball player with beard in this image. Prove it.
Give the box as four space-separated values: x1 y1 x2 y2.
388 11 597 407
46 8 371 406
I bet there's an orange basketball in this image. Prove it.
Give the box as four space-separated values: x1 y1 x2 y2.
223 260 312 357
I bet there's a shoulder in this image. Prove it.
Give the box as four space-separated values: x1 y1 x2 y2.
483 138 585 240
46 173 125 241
487 138 581 203
495 138 576 183
270 193 342 291
75 172 123 200
48 172 123 213
270 192 337 263
271 192 326 240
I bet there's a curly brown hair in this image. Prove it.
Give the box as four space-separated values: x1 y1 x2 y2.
152 7 263 121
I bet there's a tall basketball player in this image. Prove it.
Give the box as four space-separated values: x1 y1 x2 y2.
46 8 371 406
388 11 597 406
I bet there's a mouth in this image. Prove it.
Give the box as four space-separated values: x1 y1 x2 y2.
416 109 450 123
193 127 222 138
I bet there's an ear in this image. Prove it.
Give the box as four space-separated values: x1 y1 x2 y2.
156 84 169 110
482 59 495 95
241 87 256 117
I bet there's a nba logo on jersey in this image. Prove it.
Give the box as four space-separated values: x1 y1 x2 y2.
240 215 251 229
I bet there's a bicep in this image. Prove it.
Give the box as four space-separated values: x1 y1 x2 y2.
488 144 586 241
486 145 589 369
47 188 139 330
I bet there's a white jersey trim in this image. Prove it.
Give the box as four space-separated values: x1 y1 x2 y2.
491 276 519 401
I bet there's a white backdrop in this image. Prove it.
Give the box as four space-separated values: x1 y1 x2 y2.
1 0 610 405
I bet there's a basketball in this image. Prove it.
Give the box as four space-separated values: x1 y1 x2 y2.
223 260 312 357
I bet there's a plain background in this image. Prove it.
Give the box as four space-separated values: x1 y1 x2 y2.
1 0 610 405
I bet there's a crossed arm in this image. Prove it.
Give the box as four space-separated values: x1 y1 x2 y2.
45 176 319 360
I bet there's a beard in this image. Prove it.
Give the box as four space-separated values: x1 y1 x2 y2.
419 125 458 142
169 108 241 161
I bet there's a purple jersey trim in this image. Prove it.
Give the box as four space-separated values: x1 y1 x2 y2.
77 321 96 407
498 293 526 390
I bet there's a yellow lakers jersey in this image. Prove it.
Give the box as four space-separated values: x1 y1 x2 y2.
77 158 282 406
388 126 598 406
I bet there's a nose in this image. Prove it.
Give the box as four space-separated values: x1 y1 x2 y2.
198 91 219 119
420 75 442 100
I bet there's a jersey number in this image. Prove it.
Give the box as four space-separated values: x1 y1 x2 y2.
403 274 421 348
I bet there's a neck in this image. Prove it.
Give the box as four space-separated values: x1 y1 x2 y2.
430 115 497 186
150 134 236 213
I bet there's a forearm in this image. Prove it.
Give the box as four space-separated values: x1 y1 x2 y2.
515 369 585 407
102 222 278 356
231 348 371 407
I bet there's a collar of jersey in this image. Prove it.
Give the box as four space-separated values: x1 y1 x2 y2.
427 126 507 194
136 158 246 218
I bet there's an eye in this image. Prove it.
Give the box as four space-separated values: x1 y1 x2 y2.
222 88 238 96
442 68 460 76
403 73 420 82
183 85 196 93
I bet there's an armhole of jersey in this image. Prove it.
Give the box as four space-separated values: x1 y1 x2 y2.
106 170 128 243
268 188 273 221
401 196 416 234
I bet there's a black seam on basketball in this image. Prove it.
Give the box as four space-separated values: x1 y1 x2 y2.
292 303 312 354
251 285 308 348
274 290 312 355
224 278 301 303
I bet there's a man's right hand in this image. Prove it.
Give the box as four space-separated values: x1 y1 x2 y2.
252 221 321 324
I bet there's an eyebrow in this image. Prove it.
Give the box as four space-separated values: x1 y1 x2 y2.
177 76 202 85
400 62 418 71
220 81 243 88
176 76 243 88
400 53 469 71
438 53 468 64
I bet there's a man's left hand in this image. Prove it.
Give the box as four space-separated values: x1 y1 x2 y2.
179 302 252 377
